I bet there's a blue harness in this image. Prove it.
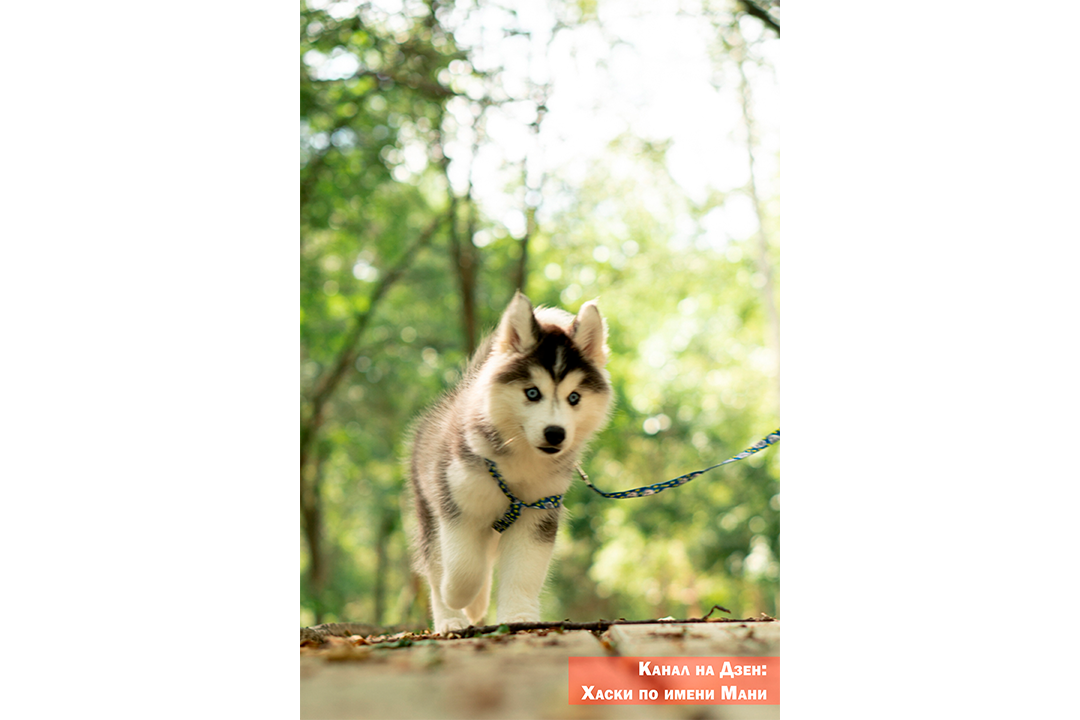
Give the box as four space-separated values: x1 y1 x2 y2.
484 429 780 532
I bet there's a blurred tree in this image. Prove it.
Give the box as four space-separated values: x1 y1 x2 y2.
735 0 780 37
300 0 464 621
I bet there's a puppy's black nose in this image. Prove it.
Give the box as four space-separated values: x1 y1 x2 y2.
544 426 566 446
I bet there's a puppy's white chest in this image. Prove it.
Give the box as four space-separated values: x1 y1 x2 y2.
447 457 568 523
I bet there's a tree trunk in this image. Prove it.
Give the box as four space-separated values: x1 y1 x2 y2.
449 197 479 355
301 447 328 623
514 87 548 296
373 510 394 625
735 42 780 385
514 192 537 295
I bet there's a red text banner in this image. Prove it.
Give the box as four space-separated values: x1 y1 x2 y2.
569 656 779 705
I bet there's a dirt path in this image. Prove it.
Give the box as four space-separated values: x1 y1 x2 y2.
301 620 780 719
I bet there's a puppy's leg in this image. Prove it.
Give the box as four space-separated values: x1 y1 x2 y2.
494 509 559 624
463 532 498 625
425 547 471 634
430 581 471 634
439 519 498 616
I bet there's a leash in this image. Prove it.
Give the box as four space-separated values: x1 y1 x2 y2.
484 429 780 532
577 429 780 499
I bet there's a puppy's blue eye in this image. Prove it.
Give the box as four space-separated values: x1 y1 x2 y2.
525 387 541 401
568 391 581 406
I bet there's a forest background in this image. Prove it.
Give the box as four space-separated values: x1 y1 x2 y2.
300 0 780 627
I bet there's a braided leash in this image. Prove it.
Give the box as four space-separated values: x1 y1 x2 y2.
578 429 780 499
485 430 779 532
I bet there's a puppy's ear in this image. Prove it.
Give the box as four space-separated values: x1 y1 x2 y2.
572 299 609 366
495 291 540 354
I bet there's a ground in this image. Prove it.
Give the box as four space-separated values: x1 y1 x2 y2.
300 618 780 719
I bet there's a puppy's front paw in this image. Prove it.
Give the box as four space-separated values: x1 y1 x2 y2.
434 617 469 635
499 611 540 625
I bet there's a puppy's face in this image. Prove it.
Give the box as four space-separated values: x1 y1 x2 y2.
487 363 610 457
483 292 612 458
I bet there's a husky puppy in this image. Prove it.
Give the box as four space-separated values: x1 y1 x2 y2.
408 291 613 633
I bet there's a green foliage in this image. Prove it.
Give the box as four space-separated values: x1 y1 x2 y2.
300 0 780 629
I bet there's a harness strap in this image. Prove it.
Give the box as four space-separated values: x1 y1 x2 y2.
484 459 563 533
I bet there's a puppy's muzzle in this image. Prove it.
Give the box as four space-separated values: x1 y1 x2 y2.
539 425 566 454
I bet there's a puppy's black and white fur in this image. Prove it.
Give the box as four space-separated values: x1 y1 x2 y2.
408 292 612 633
